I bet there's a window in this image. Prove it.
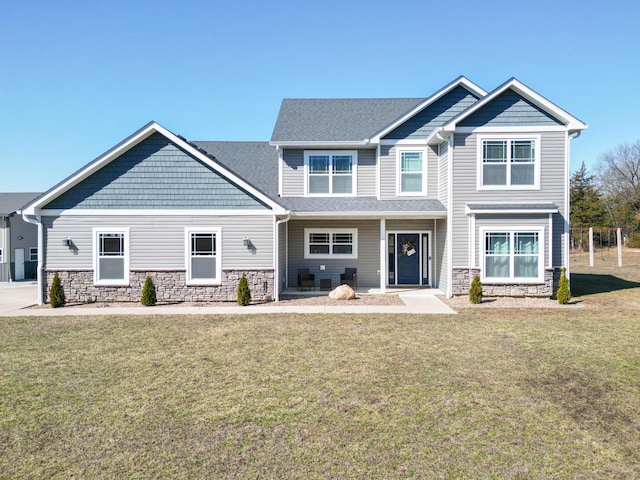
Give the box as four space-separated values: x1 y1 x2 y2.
478 136 540 189
397 150 426 195
0 248 3 263
185 228 221 285
29 248 38 262
93 228 129 285
305 151 356 195
482 228 543 282
304 228 357 259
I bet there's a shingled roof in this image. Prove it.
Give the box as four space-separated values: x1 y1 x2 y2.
0 192 41 216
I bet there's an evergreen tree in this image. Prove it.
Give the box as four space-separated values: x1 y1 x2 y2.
557 268 571 304
237 273 251 306
140 275 157 306
570 162 608 228
49 273 66 308
469 274 483 304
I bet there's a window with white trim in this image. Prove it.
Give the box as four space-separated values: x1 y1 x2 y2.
0 248 3 263
185 228 221 285
305 151 356 195
94 228 130 285
304 228 357 259
481 228 544 282
478 136 540 189
397 149 426 195
29 248 38 262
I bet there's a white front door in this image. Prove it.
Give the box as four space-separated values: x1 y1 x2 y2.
15 248 25 281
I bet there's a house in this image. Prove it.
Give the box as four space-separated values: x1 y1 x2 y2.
22 77 586 304
0 192 41 282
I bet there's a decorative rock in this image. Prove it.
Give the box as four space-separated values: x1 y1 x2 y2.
328 284 356 300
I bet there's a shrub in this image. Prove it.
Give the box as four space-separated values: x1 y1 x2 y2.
49 273 66 308
237 273 251 306
557 267 571 304
469 274 483 304
140 275 157 306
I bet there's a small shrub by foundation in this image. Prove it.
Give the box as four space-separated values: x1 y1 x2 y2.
557 267 571 304
469 274 483 304
49 273 66 308
237 273 251 306
140 276 157 306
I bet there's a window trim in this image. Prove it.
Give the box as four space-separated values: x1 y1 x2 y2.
304 150 358 197
29 247 38 262
93 227 130 286
0 247 3 263
185 227 222 286
396 148 427 196
479 227 545 283
304 228 358 259
477 134 541 190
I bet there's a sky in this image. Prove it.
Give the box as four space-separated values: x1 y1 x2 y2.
1 0 639 193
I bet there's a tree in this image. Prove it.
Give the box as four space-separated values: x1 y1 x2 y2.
556 268 571 305
140 276 157 306
570 162 608 227
469 274 483 304
237 273 251 306
49 273 66 308
596 140 640 235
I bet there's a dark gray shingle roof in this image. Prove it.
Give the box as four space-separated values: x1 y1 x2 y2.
276 196 446 214
270 98 425 142
0 192 42 216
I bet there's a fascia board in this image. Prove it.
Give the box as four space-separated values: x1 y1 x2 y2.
268 140 369 148
441 78 588 133
370 76 487 143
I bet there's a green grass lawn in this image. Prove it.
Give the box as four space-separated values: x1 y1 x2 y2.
1 255 640 478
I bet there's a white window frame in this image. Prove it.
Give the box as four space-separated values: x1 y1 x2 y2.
304 150 357 196
304 228 358 259
93 227 130 286
29 247 38 262
0 248 3 263
396 148 427 196
479 227 545 284
185 227 222 286
477 134 541 190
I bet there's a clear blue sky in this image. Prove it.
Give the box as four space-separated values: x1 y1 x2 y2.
2 0 639 192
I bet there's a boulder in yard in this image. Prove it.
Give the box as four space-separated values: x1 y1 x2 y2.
328 284 356 300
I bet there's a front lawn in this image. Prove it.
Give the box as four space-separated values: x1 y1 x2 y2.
1 259 639 478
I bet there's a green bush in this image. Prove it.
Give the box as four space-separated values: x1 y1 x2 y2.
237 273 251 306
49 273 66 308
469 274 483 304
140 275 157 306
557 267 571 304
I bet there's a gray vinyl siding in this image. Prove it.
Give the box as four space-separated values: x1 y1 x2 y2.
450 131 568 268
287 219 380 288
438 141 449 207
459 90 564 127
379 145 439 200
383 86 480 140
42 215 275 271
435 218 448 292
44 133 269 211
281 148 377 197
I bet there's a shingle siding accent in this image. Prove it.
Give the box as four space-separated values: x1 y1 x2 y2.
44 133 269 210
383 86 480 140
458 90 564 127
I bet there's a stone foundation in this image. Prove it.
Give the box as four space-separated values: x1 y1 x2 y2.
452 267 560 298
43 269 274 303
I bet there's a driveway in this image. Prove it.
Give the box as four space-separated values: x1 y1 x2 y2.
0 282 38 316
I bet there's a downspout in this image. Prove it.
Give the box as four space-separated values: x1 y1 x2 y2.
274 213 290 302
565 131 581 278
21 211 44 305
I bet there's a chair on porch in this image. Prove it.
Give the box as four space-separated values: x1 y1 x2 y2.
297 268 316 291
340 267 358 290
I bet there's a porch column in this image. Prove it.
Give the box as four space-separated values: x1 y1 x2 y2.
380 219 386 293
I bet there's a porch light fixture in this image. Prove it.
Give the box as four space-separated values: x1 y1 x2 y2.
243 237 250 247
62 237 72 247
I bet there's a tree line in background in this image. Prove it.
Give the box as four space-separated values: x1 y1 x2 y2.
571 140 640 248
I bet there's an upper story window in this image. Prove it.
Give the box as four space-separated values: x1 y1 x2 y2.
305 151 357 196
93 228 130 285
478 135 540 190
397 149 427 195
304 228 357 259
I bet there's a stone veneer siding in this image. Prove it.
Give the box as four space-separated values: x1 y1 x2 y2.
43 269 274 303
452 267 560 298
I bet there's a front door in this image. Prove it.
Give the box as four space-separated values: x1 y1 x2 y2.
388 232 430 286
15 248 25 281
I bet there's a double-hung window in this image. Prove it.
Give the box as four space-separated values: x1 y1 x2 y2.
185 228 221 285
304 228 357 259
305 151 356 195
479 136 540 189
94 228 130 285
397 149 426 195
482 228 544 282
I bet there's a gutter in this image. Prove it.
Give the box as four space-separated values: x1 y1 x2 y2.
274 214 291 301
21 211 44 305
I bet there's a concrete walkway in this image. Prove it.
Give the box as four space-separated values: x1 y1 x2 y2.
0 283 456 316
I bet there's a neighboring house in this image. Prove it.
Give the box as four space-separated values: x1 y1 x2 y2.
22 76 586 304
0 192 41 282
